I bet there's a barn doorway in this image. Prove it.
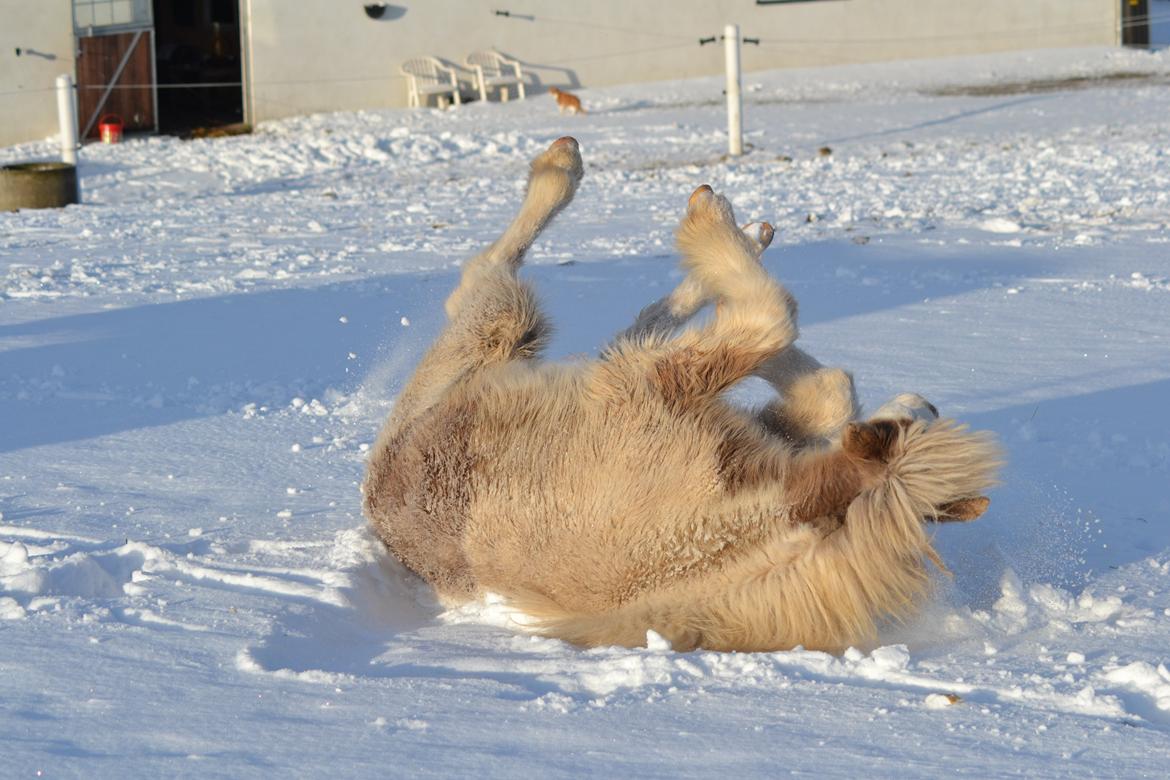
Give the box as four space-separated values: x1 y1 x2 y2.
73 0 157 140
1122 0 1151 47
152 0 245 134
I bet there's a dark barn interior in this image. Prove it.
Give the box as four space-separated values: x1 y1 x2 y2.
152 0 244 133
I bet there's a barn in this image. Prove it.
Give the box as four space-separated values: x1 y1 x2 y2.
0 1 1141 148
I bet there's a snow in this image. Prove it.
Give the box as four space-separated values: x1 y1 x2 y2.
3 45 1170 776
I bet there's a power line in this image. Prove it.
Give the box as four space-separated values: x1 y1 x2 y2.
556 41 696 65
77 74 408 90
492 9 695 42
756 11 1170 45
1 74 409 98
0 86 59 97
487 7 1170 48
80 82 242 89
4 11 1166 101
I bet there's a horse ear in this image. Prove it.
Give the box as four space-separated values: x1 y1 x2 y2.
933 496 990 522
843 419 906 463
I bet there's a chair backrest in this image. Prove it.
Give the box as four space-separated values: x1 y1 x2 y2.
466 50 511 78
400 57 448 87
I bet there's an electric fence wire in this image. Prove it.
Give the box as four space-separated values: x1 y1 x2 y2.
2 9 1167 100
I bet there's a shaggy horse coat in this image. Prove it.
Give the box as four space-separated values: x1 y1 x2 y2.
364 137 999 653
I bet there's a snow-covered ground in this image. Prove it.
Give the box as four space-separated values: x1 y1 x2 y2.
3 46 1169 777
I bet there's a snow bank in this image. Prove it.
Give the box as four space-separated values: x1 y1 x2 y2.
2 46 1170 777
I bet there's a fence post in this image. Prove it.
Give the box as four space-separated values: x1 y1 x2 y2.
724 23 743 157
56 74 78 166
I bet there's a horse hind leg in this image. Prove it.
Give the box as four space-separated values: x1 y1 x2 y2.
643 186 799 409
445 136 583 318
616 219 775 345
365 137 584 598
387 137 584 432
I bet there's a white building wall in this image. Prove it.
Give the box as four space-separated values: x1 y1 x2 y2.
244 0 1120 123
0 0 76 149
0 0 1123 147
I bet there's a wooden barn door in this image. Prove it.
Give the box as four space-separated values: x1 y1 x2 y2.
76 30 157 139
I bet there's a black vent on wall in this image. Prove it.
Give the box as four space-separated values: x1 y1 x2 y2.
364 4 406 20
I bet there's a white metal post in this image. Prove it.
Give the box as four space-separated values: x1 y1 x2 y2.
56 74 79 166
240 0 255 127
724 23 743 157
149 28 159 133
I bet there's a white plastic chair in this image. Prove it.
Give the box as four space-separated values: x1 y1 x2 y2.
400 57 462 109
465 50 527 103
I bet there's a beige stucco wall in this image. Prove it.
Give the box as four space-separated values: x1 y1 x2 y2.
0 1 76 149
243 0 1120 122
0 1 1123 146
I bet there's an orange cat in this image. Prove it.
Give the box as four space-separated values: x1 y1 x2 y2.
549 86 586 115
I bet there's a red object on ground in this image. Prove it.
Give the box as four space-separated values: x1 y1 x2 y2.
98 114 124 144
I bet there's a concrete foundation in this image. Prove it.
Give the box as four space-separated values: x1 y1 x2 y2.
0 162 80 211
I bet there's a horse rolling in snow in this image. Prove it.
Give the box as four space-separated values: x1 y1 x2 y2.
363 136 999 653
